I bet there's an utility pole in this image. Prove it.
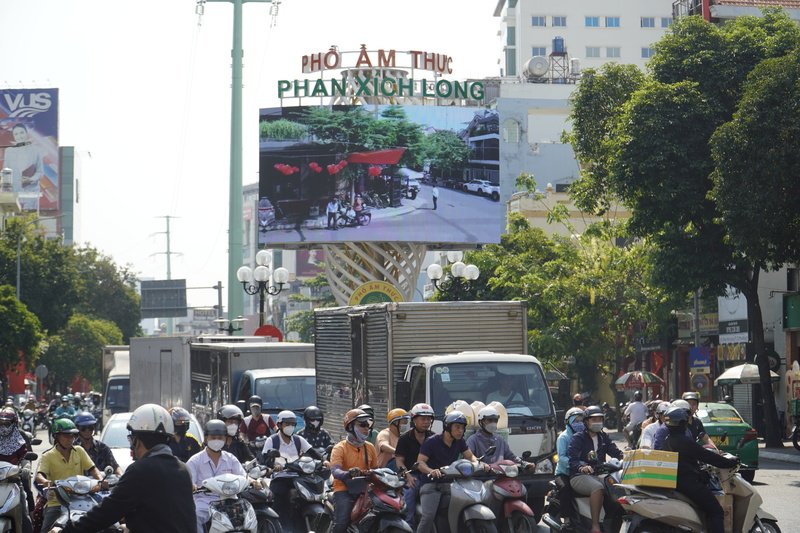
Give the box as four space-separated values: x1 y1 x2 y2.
152 216 182 334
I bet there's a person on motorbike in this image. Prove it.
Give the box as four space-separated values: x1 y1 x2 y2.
356 404 378 444
573 394 586 407
23 395 36 412
186 419 247 533
416 410 487 533
394 403 434 527
467 405 528 464
567 405 624 533
74 411 122 476
663 406 738 533
167 407 202 462
653 399 709 451
682 391 717 449
240 395 276 443
554 407 585 526
639 402 668 449
0 407 34 533
376 408 409 469
53 397 75 419
52 403 197 533
297 405 332 450
623 391 647 448
330 408 378 533
47 393 61 414
217 404 254 463
261 409 313 530
35 418 102 533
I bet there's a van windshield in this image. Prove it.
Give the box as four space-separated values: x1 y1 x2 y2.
256 376 316 411
429 362 552 418
105 379 130 411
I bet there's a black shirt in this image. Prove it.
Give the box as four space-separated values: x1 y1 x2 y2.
394 429 433 468
298 428 332 450
168 433 202 462
665 429 737 486
224 436 254 463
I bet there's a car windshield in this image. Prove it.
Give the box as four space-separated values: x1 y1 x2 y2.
429 362 552 417
697 407 744 424
102 415 202 448
256 376 316 411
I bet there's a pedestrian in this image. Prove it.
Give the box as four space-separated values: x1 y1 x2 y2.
326 196 339 229
432 185 439 210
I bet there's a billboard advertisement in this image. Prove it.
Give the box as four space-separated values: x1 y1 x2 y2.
257 105 502 246
0 89 59 212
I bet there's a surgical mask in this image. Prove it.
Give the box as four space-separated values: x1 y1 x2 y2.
397 422 409 434
226 424 238 436
483 422 498 434
308 420 321 429
569 422 585 433
250 406 261 416
207 439 225 452
281 425 295 437
588 422 604 433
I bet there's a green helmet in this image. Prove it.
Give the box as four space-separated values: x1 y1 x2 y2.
51 418 79 435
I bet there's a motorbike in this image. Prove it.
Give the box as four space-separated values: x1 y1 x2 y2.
35 406 49 431
239 458 283 533
601 403 618 430
268 448 331 533
336 467 410 533
337 203 371 227
542 460 623 533
484 459 537 533
791 412 799 452
196 473 259 533
616 454 780 533
0 453 37 533
51 468 122 532
20 410 35 439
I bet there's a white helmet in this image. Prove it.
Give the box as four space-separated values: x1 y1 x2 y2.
670 399 691 411
477 406 499 422
127 404 174 436
276 410 296 424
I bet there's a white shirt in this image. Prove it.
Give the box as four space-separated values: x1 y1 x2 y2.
624 401 648 426
261 433 312 478
639 421 662 449
432 187 439 198
186 449 246 518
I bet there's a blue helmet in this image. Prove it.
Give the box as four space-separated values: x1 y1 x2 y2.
74 411 97 428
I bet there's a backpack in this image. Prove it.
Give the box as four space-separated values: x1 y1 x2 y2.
270 433 302 457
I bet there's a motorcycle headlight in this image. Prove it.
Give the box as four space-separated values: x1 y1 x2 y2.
72 480 93 495
535 459 554 475
300 461 316 474
221 481 239 496
456 461 475 477
501 464 519 478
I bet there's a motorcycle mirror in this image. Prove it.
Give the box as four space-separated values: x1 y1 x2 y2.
31 439 42 446
480 446 497 460
522 451 532 460
249 467 262 479
104 466 114 476
24 452 38 461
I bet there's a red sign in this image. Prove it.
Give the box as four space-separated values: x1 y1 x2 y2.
254 325 283 341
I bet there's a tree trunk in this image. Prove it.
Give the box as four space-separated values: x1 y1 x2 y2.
743 269 783 448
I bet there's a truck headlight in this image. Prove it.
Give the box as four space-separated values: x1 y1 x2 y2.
535 458 554 474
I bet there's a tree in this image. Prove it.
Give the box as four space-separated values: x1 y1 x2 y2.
565 11 800 446
423 130 470 179
0 285 44 395
285 268 336 343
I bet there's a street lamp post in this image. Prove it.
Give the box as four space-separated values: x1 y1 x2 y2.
236 250 290 327
426 251 480 301
214 316 247 336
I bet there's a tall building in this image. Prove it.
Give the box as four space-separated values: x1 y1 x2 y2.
673 0 800 22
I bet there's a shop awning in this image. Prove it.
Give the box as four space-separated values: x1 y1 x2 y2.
347 148 406 165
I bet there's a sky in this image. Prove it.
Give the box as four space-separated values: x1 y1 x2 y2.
0 0 501 308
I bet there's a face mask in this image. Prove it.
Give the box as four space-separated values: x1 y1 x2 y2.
207 439 225 452
308 420 321 429
569 422 585 433
226 424 238 436
483 422 498 434
352 429 367 444
281 425 295 437
0 425 12 437
588 422 604 433
175 425 188 437
250 407 261 416
397 423 409 434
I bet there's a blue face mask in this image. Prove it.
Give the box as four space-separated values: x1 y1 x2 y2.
569 421 585 433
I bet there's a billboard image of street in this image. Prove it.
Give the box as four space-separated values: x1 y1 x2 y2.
0 88 59 212
258 105 502 245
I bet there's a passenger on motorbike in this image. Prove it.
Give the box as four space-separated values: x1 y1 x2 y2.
186 419 247 533
0 407 34 533
394 403 434 526
53 403 197 533
554 407 585 524
639 402 668 449
167 407 202 462
356 404 378 444
53 398 75 420
330 409 378 533
240 395 276 443
376 408 409 470
567 405 624 533
297 405 332 450
663 406 738 533
682 391 717 450
416 410 487 533
74 411 122 476
218 404 254 463
653 399 708 451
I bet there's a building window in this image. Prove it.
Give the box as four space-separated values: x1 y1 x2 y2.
661 17 673 28
641 47 655 58
641 17 655 28
585 16 600 27
553 16 567 27
506 48 517 76
532 16 546 27
607 47 621 58
606 16 620 27
586 47 601 58
532 46 547 57
507 26 516 46
502 119 520 144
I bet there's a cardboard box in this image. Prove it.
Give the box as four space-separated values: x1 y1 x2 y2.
715 493 733 533
621 449 678 489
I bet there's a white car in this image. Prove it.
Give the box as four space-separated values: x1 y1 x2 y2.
463 179 500 201
100 412 204 471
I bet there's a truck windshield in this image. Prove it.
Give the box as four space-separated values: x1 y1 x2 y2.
429 362 552 418
256 376 316 411
105 378 129 411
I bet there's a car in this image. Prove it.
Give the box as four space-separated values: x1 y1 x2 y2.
696 402 758 482
463 179 500 201
100 411 204 471
403 177 421 199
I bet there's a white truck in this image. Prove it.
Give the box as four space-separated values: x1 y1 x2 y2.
101 346 130 428
314 301 557 518
129 336 315 426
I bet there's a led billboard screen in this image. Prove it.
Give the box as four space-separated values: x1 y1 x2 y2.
257 105 502 245
0 88 59 212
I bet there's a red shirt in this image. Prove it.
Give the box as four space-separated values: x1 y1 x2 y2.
240 414 276 441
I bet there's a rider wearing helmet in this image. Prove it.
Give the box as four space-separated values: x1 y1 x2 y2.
554 407 586 524
395 403 435 526
298 405 332 450
75 411 121 476
375 408 409 469
330 409 378 533
167 407 202 462
36 417 102 533
0 407 34 531
241 395 276 443
56 403 196 533
681 391 716 449
467 405 525 465
186 419 247 533
639 401 669 449
623 390 647 447
665 406 738 533
217 404 253 463
567 405 624 533
261 409 314 531
356 404 378 444
416 411 485 533
653 399 692 451
54 396 76 419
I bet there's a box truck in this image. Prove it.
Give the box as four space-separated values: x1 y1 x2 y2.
101 346 130 428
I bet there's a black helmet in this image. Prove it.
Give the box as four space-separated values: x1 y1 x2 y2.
356 404 374 418
304 405 324 424
248 395 263 409
583 405 604 419
443 410 468 432
205 419 227 437
633 391 643 401
665 406 690 428
217 404 244 422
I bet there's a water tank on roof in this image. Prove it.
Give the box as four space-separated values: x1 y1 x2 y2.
523 56 549 78
553 36 566 54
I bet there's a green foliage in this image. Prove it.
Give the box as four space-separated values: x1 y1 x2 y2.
285 267 336 343
0 285 43 381
259 119 308 141
424 130 470 178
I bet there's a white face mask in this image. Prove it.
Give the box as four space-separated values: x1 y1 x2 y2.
397 423 409 434
308 420 321 429
250 407 261 416
226 424 238 436
484 422 498 434
207 439 225 452
282 425 295 437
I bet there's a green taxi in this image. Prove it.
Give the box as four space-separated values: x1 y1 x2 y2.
696 402 758 482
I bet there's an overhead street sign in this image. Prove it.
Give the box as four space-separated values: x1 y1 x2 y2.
140 279 187 319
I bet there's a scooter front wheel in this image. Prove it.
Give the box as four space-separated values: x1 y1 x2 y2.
750 519 781 533
508 511 537 533
466 519 498 533
792 427 800 451
257 517 282 533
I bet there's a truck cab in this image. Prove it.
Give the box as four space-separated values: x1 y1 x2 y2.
236 367 316 429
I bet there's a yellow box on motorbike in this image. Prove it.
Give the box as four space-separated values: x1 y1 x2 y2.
621 449 678 489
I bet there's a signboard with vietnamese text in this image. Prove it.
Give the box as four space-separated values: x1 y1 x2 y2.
690 347 711 374
718 286 748 344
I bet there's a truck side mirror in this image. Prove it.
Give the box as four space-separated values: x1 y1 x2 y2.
396 381 410 408
236 399 248 415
